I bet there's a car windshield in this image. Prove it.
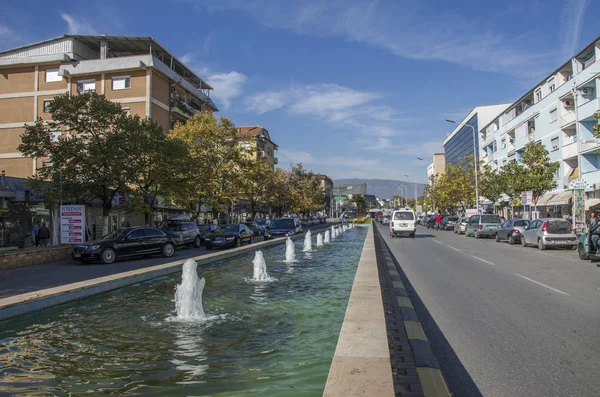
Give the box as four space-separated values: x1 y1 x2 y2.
164 223 182 231
546 220 572 234
481 215 501 223
271 219 295 229
447 216 458 221
514 220 529 227
394 212 414 220
198 225 213 232
222 225 240 233
254 219 268 225
103 229 128 240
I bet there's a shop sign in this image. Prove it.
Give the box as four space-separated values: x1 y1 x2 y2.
521 191 533 206
60 205 85 244
573 189 585 232
29 190 45 201
569 178 589 190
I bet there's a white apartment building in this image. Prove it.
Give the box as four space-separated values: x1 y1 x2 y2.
479 36 600 212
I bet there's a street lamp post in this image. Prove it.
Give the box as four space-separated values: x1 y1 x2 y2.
446 119 480 214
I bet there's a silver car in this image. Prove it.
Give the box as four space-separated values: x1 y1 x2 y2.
454 217 469 234
465 214 502 238
520 218 577 250
495 219 530 244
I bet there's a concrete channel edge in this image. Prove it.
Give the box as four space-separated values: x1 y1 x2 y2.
0 224 335 322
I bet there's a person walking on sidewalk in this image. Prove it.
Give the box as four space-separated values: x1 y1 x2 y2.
435 213 443 230
32 222 40 247
38 222 50 246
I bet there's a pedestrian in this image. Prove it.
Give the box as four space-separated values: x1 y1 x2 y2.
435 213 443 230
591 211 599 228
38 222 50 246
32 222 40 247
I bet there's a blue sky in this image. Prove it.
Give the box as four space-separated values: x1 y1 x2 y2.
1 0 597 183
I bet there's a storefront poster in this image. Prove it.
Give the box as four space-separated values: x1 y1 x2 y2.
573 189 585 232
60 205 86 244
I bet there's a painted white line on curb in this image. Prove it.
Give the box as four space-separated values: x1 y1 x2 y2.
471 255 495 266
513 273 571 296
447 245 461 252
433 239 443 244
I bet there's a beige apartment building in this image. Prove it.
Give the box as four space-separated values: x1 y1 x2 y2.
427 153 446 182
0 34 218 178
237 126 279 168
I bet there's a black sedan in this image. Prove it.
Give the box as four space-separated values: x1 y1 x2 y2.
263 217 303 240
198 224 218 244
72 227 184 264
204 224 254 249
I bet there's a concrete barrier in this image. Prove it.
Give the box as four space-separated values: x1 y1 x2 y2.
0 225 335 322
323 223 395 397
0 246 72 269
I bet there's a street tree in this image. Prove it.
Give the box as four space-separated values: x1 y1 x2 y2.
264 168 296 217
520 142 559 208
240 154 275 219
479 165 506 212
349 194 368 217
289 164 325 215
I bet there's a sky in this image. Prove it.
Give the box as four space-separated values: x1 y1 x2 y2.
0 0 598 183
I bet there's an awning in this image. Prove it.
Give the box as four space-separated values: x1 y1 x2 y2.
537 193 555 206
586 198 600 210
546 192 572 206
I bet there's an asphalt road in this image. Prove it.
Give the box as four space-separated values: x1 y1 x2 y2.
0 222 334 299
376 223 600 397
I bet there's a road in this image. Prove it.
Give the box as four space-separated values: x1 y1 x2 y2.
0 222 333 299
376 223 600 397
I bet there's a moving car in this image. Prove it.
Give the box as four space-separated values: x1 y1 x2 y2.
520 218 577 250
465 214 502 238
454 217 469 234
442 216 458 231
72 227 184 264
382 216 390 226
390 208 416 238
204 224 254 249
163 221 202 248
425 215 436 229
251 219 271 236
578 224 600 261
495 219 530 244
198 224 218 244
263 217 303 240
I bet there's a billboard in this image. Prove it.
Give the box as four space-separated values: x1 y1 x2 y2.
60 205 86 244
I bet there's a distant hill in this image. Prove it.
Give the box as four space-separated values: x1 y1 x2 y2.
334 179 427 200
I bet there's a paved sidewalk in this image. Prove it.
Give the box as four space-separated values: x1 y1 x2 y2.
0 223 334 299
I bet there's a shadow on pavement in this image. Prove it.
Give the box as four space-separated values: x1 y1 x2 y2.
375 227 484 397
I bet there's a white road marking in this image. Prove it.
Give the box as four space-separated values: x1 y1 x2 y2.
447 245 461 252
513 273 570 296
471 255 495 266
433 239 443 244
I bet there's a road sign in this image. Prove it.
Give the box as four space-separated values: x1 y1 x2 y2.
234 204 242 212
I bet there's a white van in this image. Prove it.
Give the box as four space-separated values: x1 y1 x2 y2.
390 208 416 238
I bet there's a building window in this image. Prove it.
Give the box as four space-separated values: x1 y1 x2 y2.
535 89 542 102
551 137 559 151
501 137 506 149
492 141 497 152
112 75 131 90
77 79 96 93
48 130 61 142
43 100 53 113
549 108 557 122
45 69 61 82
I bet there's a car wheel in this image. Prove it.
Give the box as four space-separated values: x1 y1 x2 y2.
235 238 241 248
508 234 515 245
162 243 175 257
495 234 501 242
578 244 589 260
100 248 116 264
521 237 527 247
537 239 546 250
193 236 202 248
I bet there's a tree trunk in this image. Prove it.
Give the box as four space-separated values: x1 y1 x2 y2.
144 211 151 226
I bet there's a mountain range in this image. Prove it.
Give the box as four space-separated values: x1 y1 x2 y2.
333 179 427 200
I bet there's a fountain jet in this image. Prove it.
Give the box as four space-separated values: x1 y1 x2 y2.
175 259 206 320
285 237 296 262
303 230 312 252
252 251 273 281
324 230 330 243
316 233 324 246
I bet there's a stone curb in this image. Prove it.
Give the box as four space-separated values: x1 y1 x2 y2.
0 224 336 322
374 225 452 397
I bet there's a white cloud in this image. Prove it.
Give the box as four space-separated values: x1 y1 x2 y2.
179 53 195 64
205 71 247 109
186 0 551 76
203 32 214 53
559 0 589 59
60 12 98 35
0 24 12 38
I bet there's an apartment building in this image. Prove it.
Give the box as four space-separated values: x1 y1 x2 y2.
0 34 218 178
427 153 446 182
479 36 600 212
316 174 334 217
443 104 512 168
237 126 279 168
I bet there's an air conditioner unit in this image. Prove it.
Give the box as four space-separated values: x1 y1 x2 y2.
257 151 266 158
581 87 593 96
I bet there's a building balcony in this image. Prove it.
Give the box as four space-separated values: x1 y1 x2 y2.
561 110 576 126
562 141 578 159
580 138 600 154
274 157 278 165
578 98 599 120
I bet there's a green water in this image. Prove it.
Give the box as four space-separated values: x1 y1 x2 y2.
0 227 367 396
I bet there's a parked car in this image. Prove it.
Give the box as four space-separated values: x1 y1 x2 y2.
577 224 600 261
390 208 416 238
198 224 218 244
204 224 254 249
72 227 184 264
163 221 202 248
465 214 502 238
495 219 530 244
454 217 469 234
263 217 303 240
251 219 271 236
441 216 458 231
520 218 577 250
